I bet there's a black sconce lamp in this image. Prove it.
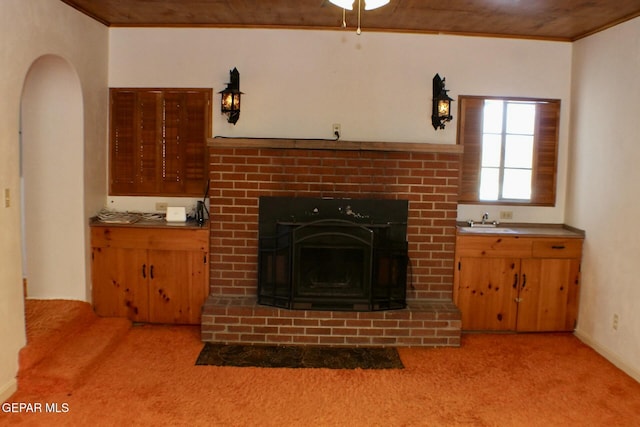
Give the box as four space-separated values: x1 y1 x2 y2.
432 74 453 130
219 67 243 125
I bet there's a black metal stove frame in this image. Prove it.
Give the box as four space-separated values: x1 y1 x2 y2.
257 197 409 311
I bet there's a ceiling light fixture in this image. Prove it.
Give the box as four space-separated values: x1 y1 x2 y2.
329 0 389 10
329 0 390 35
362 0 390 10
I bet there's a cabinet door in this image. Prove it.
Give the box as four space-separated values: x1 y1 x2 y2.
147 249 208 324
517 258 581 331
92 247 149 322
457 257 520 330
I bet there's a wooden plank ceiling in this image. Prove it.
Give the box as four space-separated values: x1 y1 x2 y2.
60 0 640 41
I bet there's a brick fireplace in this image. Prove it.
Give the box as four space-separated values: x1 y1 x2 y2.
201 138 462 347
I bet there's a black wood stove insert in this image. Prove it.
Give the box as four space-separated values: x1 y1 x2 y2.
258 197 409 311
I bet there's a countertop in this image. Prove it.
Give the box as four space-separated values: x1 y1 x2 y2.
90 216 208 230
456 223 584 238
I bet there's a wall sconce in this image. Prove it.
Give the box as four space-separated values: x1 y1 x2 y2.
219 67 243 125
432 74 453 130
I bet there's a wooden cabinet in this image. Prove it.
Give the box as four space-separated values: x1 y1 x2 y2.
91 223 209 324
454 234 583 332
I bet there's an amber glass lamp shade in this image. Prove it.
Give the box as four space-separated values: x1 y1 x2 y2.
219 67 243 125
432 73 453 130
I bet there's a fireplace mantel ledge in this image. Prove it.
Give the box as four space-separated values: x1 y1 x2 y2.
207 137 463 154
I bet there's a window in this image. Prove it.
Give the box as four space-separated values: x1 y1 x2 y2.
457 96 560 206
109 88 212 196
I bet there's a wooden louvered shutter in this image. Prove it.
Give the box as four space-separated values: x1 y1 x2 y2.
109 90 137 194
457 97 484 203
109 88 211 196
182 90 210 195
137 91 162 194
162 91 183 194
530 101 560 206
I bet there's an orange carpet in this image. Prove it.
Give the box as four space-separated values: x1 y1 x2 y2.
2 300 640 426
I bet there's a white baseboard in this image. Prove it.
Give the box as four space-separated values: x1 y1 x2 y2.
574 330 640 383
0 378 17 403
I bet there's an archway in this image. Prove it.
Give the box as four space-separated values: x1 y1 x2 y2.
21 55 86 300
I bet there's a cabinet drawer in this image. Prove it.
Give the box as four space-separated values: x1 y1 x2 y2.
532 239 583 258
91 226 209 251
456 236 532 257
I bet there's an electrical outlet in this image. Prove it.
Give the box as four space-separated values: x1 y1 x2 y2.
500 210 513 220
332 123 341 139
155 202 168 212
613 313 619 330
4 188 9 208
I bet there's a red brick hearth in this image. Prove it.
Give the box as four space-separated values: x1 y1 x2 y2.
201 138 463 347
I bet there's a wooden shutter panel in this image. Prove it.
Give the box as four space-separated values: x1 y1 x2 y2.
530 101 560 206
137 91 162 194
161 90 209 195
109 90 136 194
182 90 209 195
161 91 184 194
457 97 484 203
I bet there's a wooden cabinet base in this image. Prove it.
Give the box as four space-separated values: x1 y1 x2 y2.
454 234 583 332
91 223 209 325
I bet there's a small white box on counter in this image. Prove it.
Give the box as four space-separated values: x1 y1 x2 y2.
166 206 186 222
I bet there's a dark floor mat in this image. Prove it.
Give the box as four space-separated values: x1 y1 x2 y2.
196 343 404 369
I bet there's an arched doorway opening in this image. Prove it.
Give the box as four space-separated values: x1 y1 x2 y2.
21 54 86 300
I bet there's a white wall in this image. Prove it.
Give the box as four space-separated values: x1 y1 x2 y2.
568 17 640 381
109 28 572 223
0 0 108 402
